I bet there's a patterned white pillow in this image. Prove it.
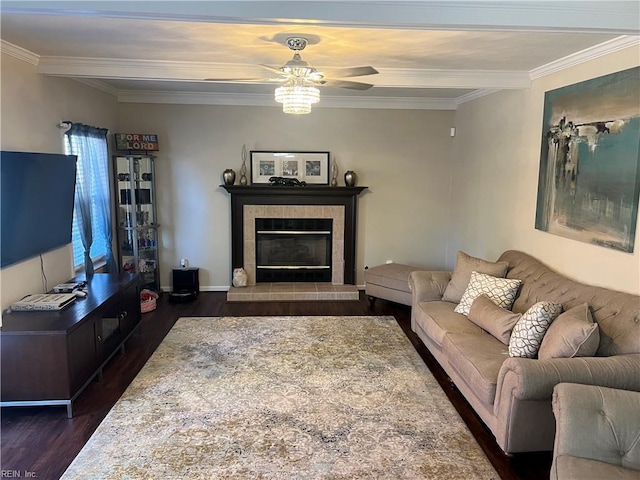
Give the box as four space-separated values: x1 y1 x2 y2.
454 271 521 316
508 301 563 358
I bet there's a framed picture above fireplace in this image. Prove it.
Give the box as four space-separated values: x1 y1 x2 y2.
250 151 330 185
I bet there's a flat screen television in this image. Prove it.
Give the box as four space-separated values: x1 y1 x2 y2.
1 151 77 268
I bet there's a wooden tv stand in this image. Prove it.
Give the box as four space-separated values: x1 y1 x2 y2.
1 273 141 418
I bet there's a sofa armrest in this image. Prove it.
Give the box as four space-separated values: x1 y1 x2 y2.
496 354 640 403
551 383 640 475
492 354 640 453
408 270 451 304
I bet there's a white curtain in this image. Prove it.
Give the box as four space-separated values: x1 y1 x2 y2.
65 123 116 274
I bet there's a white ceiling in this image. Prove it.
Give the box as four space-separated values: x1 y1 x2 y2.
1 1 638 110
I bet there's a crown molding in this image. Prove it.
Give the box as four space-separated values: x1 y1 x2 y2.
117 90 275 107
71 78 119 96
117 89 457 110
4 24 636 110
37 56 531 90
530 35 640 80
0 40 39 65
37 56 227 81
457 34 640 105
376 69 530 89
319 94 457 110
455 89 501 105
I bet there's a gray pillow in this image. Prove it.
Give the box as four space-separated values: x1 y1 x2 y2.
442 251 509 304
468 294 522 344
538 303 600 360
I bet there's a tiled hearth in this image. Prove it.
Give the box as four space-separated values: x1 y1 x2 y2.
227 283 359 302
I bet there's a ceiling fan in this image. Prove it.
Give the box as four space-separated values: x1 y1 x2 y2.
205 36 379 91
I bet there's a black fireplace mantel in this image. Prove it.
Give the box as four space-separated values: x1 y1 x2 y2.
222 185 367 197
222 185 367 285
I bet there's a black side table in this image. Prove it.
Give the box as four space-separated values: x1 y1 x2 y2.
169 267 199 302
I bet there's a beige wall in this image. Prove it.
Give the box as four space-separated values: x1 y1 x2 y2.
3 43 638 300
116 104 455 289
450 45 640 294
0 53 118 313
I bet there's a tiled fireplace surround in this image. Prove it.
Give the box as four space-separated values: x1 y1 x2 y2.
243 205 345 286
223 186 365 302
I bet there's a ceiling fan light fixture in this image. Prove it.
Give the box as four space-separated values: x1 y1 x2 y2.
275 83 320 115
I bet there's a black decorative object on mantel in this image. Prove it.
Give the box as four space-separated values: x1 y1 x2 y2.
269 176 307 187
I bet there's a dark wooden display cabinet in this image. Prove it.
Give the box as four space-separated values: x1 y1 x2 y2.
0 273 141 417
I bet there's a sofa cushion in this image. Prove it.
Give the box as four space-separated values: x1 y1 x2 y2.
508 301 563 358
443 332 509 405
454 271 522 316
364 263 416 292
538 303 600 360
442 251 509 304
468 294 522 344
415 301 482 348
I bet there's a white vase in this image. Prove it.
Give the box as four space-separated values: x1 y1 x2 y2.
232 267 248 287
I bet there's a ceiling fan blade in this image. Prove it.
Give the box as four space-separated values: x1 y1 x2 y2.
321 79 375 90
259 64 289 76
320 66 379 78
204 77 284 83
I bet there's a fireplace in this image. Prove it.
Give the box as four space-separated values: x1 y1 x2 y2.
222 185 367 286
255 218 332 282
245 205 343 284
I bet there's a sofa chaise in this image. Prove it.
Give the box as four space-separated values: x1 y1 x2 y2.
409 250 640 453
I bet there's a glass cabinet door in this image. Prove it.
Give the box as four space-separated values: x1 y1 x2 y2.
114 155 160 291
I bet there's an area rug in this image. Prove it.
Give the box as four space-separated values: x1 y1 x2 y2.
61 316 499 479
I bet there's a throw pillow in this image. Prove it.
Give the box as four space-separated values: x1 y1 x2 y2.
537 303 600 360
508 301 563 358
468 294 522 344
454 271 521 317
442 251 509 304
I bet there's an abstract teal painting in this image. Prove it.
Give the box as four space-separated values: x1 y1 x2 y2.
535 66 640 253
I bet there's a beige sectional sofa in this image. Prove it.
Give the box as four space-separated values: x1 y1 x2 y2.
409 250 640 454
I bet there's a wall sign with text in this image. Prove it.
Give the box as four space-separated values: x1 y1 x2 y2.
115 133 159 151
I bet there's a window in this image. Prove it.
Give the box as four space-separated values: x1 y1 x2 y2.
64 123 115 273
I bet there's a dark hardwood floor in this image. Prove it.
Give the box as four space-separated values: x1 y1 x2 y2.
1 292 552 479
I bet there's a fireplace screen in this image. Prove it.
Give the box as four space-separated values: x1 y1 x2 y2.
255 218 332 282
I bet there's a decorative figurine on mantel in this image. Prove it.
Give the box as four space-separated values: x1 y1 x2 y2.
269 176 306 187
239 144 248 185
330 156 338 187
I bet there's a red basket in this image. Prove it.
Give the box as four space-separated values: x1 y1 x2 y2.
140 289 159 313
